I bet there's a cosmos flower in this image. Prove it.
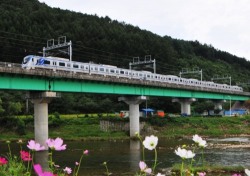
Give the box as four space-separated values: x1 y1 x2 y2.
63 167 72 174
46 137 66 151
139 161 152 174
83 150 89 155
20 150 32 161
245 169 250 176
192 134 207 148
142 135 158 150
175 147 195 159
27 140 45 151
0 157 8 165
33 164 54 176
197 172 206 176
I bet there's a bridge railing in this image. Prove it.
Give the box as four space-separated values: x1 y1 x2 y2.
0 62 21 68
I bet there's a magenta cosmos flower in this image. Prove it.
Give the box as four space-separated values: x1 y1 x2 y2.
27 140 45 151
33 164 54 176
0 157 8 165
46 137 66 151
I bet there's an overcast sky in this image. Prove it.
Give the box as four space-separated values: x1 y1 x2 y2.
39 0 250 61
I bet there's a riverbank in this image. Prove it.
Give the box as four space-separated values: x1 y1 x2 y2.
0 115 250 141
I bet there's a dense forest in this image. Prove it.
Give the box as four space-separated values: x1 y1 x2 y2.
0 0 249 115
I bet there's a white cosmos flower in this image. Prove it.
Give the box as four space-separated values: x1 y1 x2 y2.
192 134 202 143
245 169 250 176
175 147 195 159
156 173 165 176
193 134 207 148
198 139 207 148
143 135 158 150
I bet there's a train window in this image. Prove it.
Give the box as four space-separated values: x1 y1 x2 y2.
59 62 65 67
44 60 50 65
73 64 79 68
110 69 115 73
100 68 104 71
120 71 124 74
67 63 71 67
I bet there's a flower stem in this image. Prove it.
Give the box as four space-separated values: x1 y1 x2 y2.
75 154 84 176
181 160 184 176
152 148 158 173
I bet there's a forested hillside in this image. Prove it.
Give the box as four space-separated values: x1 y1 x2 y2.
0 0 249 115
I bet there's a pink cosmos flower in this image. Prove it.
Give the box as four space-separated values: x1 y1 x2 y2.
20 150 32 161
83 150 89 155
27 140 45 151
139 161 152 174
46 137 66 151
0 157 8 165
33 164 54 176
63 167 72 174
75 162 79 165
197 172 206 176
232 174 241 176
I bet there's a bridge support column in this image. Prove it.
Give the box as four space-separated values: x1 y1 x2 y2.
29 91 59 150
118 96 147 137
172 98 196 116
213 100 226 110
213 100 226 115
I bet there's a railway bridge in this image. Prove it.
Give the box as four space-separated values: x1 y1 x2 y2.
0 62 249 147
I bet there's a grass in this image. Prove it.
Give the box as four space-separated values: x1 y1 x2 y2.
158 115 250 138
171 163 245 176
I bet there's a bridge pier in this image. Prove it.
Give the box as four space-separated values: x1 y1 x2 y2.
213 100 226 115
118 96 147 137
172 98 196 116
213 100 226 110
29 91 59 149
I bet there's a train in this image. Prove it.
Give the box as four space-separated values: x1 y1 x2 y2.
21 55 243 92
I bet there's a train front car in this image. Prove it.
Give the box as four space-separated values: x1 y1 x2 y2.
22 55 35 69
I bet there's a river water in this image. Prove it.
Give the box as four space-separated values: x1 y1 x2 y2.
1 137 250 175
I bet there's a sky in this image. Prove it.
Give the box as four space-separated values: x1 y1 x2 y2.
39 0 250 61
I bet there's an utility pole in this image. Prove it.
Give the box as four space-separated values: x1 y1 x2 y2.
129 55 156 73
211 75 231 86
43 36 72 61
179 68 202 81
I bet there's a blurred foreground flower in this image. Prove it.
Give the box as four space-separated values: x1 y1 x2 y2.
34 164 54 176
245 169 250 176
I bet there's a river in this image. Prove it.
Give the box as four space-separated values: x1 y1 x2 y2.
1 137 250 175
